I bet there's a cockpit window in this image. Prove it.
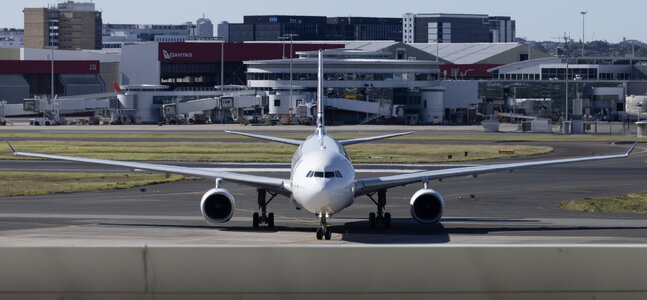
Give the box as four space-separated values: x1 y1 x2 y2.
308 170 343 178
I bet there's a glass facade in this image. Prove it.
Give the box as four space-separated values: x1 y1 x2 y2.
246 72 438 81
160 62 245 89
227 15 402 42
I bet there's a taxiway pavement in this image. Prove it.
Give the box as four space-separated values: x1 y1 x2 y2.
0 138 645 245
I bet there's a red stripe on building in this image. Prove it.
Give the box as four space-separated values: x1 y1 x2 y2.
0 60 100 74
158 42 344 62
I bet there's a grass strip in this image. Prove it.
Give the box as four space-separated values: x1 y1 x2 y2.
560 192 647 213
0 172 190 197
1 131 645 143
0 141 552 163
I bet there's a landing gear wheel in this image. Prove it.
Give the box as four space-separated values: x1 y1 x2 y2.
268 212 275 228
368 189 391 228
316 213 332 240
255 189 278 228
324 228 332 240
384 212 392 228
252 212 260 228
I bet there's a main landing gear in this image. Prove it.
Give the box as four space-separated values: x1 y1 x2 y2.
252 189 276 229
367 189 391 228
316 213 331 240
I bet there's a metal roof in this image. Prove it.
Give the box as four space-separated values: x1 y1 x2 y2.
341 41 400 52
408 43 521 64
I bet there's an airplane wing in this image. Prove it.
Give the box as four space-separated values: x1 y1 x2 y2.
6 141 291 196
354 141 639 196
338 131 415 146
224 130 303 145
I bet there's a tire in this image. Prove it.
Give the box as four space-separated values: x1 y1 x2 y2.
324 228 331 240
252 212 260 228
316 228 323 240
384 212 392 229
369 212 376 227
268 212 275 228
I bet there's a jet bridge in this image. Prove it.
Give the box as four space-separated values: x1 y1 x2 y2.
162 95 267 124
22 93 119 125
294 97 395 124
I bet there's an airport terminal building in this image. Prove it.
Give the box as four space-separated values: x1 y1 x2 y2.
484 56 647 120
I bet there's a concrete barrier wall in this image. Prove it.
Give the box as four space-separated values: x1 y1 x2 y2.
1 245 647 299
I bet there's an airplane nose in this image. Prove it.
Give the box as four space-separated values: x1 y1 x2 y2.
297 179 351 214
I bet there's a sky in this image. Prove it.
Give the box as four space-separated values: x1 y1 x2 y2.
3 0 646 43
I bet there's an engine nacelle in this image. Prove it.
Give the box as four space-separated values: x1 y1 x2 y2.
410 189 444 224
200 188 235 223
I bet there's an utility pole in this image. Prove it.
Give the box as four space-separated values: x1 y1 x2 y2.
565 59 569 129
214 36 225 92
50 46 54 99
282 33 298 109
278 36 288 59
580 11 587 57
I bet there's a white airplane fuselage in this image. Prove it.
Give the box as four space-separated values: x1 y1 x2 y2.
290 131 355 216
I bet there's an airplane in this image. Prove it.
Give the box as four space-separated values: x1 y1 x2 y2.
5 50 639 240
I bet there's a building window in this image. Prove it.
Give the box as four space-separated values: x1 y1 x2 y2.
274 99 280 107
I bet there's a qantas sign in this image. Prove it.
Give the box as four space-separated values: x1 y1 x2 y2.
162 49 193 60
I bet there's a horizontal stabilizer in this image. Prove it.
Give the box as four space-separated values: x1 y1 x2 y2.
338 131 414 146
224 130 303 146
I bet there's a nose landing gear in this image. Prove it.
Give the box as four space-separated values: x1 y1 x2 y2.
316 213 331 240
367 189 391 228
252 189 276 229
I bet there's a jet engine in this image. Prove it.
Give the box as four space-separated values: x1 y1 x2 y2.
200 188 235 223
409 189 444 224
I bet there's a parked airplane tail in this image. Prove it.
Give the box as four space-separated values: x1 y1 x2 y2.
113 82 122 93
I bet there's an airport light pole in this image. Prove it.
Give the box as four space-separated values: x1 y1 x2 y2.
49 46 54 99
214 36 225 93
45 35 55 99
278 36 288 59
580 11 587 57
282 33 298 108
565 59 569 132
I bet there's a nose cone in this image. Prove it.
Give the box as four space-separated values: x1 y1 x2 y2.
299 180 348 214
292 150 355 215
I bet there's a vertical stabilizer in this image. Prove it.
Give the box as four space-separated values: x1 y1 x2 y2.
316 49 325 136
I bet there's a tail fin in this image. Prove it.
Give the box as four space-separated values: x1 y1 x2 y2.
113 82 122 93
316 49 325 136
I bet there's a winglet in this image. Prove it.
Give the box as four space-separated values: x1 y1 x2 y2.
626 140 639 156
5 141 16 154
